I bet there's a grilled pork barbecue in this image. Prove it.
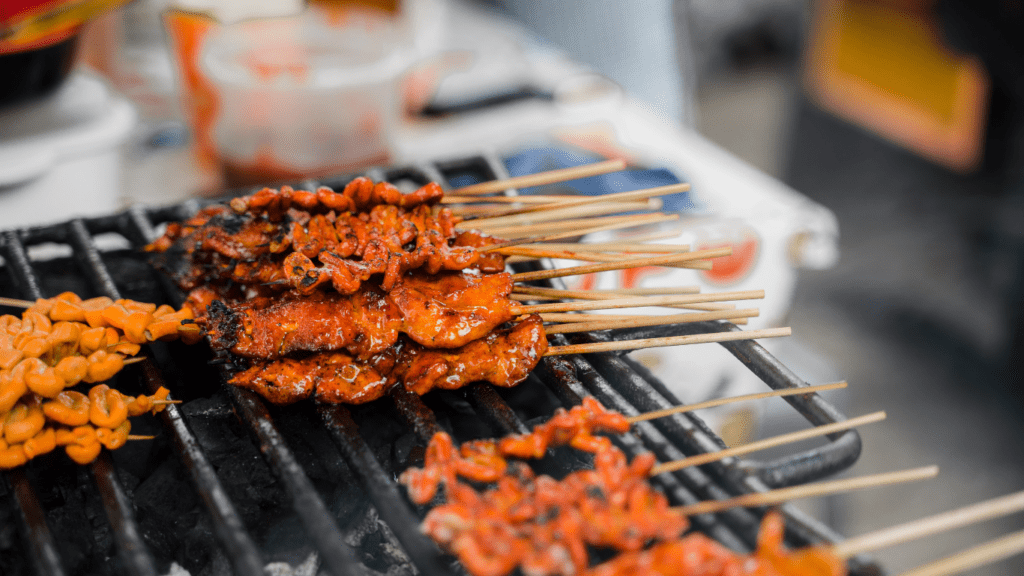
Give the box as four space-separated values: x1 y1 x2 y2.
228 315 547 404
147 178 505 298
202 270 515 358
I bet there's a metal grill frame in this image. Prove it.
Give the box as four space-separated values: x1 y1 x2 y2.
0 152 881 576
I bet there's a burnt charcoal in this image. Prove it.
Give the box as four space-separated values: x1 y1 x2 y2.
105 250 169 305
44 474 117 576
217 449 286 528
263 514 316 566
272 404 350 484
181 521 216 574
390 433 423 471
0 490 30 576
135 460 199 527
181 393 247 460
347 509 414 576
198 547 233 576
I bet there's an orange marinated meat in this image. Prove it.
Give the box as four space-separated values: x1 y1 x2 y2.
148 181 506 298
584 512 846 576
413 439 688 576
204 271 518 359
228 315 547 405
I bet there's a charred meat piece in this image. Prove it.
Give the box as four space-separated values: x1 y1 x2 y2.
228 315 547 405
148 185 506 297
203 271 516 359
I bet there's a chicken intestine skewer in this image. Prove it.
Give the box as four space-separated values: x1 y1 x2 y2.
0 385 172 469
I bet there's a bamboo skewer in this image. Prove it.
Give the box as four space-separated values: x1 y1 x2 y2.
539 311 725 322
897 529 1024 576
0 297 35 308
514 286 736 312
514 242 693 253
544 308 760 335
123 357 147 365
442 194 580 205
500 246 705 267
480 213 679 239
461 199 662 228
506 253 713 270
127 435 157 441
514 285 701 299
834 489 1024 558
477 214 680 251
513 290 764 315
544 327 791 356
626 381 848 423
649 410 886 476
510 247 732 283
468 182 690 221
451 159 628 195
673 466 938 517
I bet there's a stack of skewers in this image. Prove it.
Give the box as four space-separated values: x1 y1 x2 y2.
3 159 1024 576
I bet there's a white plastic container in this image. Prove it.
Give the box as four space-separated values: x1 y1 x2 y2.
200 8 410 184
0 73 136 230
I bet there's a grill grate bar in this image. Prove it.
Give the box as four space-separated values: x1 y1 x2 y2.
138 360 267 576
4 469 67 576
389 386 443 440
3 226 158 576
219 382 364 576
89 455 159 576
118 207 369 576
0 235 68 576
465 384 531 435
70 217 268 576
317 404 455 576
604 324 862 487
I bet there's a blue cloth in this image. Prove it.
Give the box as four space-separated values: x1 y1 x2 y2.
503 146 696 213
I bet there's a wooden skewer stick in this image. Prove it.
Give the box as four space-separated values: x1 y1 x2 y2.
627 381 848 423
537 310 749 325
151 399 182 406
834 489 1024 558
481 212 679 239
674 465 938 517
544 327 791 356
123 357 147 365
545 308 760 335
511 247 732 283
127 435 157 441
506 254 713 270
897 529 1024 576
452 159 628 196
0 297 34 308
518 286 734 312
461 199 662 228
477 214 680 251
469 182 690 221
465 197 663 225
513 290 763 315
500 246 692 264
649 410 885 476
518 242 693 253
442 194 581 205
514 285 700 299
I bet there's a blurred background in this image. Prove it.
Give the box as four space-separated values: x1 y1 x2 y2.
3 0 1024 573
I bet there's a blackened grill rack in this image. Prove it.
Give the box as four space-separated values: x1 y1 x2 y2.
0 153 882 576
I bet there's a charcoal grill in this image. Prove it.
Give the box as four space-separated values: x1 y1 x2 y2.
0 152 882 576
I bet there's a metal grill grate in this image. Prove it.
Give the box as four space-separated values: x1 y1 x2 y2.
0 153 881 576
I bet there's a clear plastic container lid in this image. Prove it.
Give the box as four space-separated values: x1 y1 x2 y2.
201 8 410 90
